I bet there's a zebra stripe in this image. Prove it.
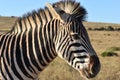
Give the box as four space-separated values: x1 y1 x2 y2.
1 18 61 79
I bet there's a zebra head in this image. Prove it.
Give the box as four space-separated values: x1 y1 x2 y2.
47 0 101 79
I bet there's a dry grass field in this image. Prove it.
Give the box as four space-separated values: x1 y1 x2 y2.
0 16 120 80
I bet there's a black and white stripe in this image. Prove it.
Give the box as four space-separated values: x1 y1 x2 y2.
0 18 61 79
0 0 100 80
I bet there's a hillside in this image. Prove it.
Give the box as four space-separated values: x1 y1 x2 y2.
0 16 120 34
83 21 120 28
0 16 17 33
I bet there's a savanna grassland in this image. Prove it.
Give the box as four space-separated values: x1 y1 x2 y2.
0 16 120 80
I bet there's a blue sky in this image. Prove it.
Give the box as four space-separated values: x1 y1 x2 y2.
0 0 120 24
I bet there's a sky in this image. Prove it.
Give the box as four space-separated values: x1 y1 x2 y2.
0 0 120 24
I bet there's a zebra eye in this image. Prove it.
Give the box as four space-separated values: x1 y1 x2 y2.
71 34 80 40
53 4 58 8
59 10 65 14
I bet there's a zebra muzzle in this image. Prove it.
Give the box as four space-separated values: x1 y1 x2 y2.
79 55 101 79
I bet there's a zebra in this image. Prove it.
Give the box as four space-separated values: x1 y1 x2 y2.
0 0 101 80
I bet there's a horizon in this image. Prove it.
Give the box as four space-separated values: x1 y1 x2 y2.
0 0 120 24
1 16 119 25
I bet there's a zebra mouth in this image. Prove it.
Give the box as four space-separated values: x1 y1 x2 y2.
83 68 95 79
79 67 95 79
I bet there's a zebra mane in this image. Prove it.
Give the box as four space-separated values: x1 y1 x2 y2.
53 0 87 21
10 7 53 33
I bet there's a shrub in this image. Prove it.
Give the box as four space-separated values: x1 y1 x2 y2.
107 47 120 51
116 28 120 31
94 27 105 31
101 51 118 57
106 26 114 31
88 28 93 30
87 26 120 31
11 16 15 18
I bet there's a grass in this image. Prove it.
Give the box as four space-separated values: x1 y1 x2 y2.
0 16 120 80
101 46 120 57
101 51 118 57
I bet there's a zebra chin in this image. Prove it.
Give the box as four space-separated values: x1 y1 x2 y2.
79 55 101 79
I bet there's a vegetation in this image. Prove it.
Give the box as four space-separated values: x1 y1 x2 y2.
88 26 120 31
101 46 120 57
0 16 120 80
101 47 120 57
11 16 16 18
101 51 118 57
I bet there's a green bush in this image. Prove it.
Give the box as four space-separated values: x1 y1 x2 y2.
108 47 120 51
101 51 118 57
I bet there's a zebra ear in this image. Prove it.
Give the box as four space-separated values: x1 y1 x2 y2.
46 2 63 22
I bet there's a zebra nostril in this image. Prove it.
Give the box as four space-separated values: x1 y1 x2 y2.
77 65 80 69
